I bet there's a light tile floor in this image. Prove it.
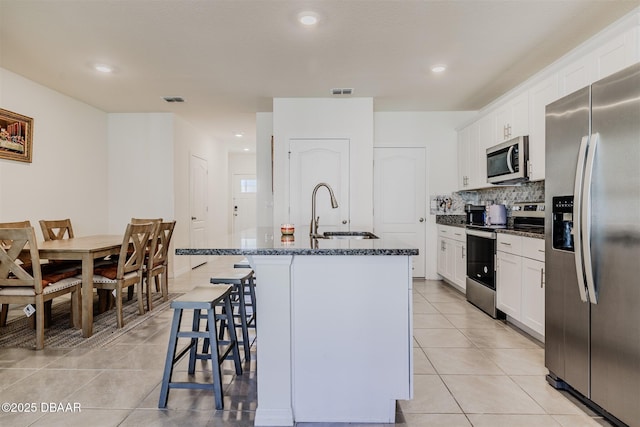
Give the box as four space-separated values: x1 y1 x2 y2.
0 257 612 426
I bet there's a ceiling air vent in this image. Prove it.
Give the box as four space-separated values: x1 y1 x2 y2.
162 96 185 103
331 88 354 96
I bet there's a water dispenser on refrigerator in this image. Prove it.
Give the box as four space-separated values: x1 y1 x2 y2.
552 196 575 251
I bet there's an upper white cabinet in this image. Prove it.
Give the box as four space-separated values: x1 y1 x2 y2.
558 54 593 98
593 27 639 81
457 125 471 189
457 16 639 186
495 91 529 143
458 121 486 190
527 74 559 181
560 26 639 97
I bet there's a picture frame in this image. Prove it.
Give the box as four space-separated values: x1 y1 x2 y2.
0 108 33 163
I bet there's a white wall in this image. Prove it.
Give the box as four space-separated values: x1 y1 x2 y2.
0 67 109 235
256 112 274 228
173 116 229 276
374 111 476 279
107 113 175 232
272 98 374 229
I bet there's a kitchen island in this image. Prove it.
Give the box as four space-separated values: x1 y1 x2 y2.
177 228 418 426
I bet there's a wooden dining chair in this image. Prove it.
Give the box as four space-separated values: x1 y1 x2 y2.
0 225 82 350
39 219 74 241
143 220 176 311
0 220 34 326
92 222 154 328
129 218 161 305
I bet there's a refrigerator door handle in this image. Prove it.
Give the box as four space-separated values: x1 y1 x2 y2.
506 146 515 173
573 135 589 303
582 133 599 304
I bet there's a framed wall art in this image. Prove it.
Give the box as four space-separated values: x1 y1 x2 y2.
0 108 33 163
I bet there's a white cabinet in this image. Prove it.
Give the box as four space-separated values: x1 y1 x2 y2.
457 125 471 189
495 91 529 143
458 122 485 190
522 257 545 337
496 234 523 319
496 233 546 340
453 240 467 288
593 27 639 81
476 113 495 187
437 236 448 275
521 237 545 337
436 225 466 292
559 55 593 97
527 74 559 181
560 26 639 98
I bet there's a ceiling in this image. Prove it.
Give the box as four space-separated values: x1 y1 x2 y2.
1 1 638 153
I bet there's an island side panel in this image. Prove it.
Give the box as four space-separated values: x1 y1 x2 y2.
290 255 413 422
249 255 295 427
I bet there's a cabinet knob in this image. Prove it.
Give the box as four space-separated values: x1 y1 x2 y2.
342 220 348 224
419 218 425 223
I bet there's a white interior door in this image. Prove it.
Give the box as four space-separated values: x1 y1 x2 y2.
374 147 426 277
289 139 350 235
190 154 208 268
232 173 257 234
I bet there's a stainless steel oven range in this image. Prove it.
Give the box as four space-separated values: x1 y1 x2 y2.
465 227 500 318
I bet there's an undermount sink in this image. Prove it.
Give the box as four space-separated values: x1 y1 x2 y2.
319 231 379 240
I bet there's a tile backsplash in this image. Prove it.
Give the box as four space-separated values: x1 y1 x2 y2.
430 180 545 216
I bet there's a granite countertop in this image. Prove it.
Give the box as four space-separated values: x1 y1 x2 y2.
176 227 419 256
436 219 545 240
496 229 545 240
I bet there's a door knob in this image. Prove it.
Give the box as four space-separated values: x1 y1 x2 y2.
419 218 425 222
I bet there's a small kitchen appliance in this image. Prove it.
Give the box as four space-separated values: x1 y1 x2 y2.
486 204 507 226
465 204 487 227
486 136 529 184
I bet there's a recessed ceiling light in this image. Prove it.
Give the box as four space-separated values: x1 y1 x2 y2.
243 148 250 152
94 64 113 73
298 12 319 26
431 65 447 73
235 132 244 138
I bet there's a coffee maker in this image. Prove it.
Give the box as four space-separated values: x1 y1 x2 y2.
465 204 487 226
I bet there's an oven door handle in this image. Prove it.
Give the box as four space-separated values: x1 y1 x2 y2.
466 228 497 239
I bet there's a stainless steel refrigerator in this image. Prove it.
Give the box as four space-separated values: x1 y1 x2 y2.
545 62 640 427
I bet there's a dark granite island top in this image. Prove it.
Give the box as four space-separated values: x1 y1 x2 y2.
176 227 419 256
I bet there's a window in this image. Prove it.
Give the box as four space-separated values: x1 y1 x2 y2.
240 179 257 193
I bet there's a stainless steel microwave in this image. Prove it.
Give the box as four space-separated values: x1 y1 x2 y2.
486 136 529 184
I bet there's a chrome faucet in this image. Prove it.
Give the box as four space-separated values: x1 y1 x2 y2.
310 182 339 237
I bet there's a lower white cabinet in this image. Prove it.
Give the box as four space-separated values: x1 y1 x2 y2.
521 257 545 336
496 233 545 339
496 250 522 318
437 225 466 292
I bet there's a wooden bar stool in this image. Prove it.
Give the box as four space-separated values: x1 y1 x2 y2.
158 285 242 410
232 258 257 328
210 269 256 361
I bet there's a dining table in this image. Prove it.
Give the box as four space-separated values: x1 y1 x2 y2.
37 234 123 337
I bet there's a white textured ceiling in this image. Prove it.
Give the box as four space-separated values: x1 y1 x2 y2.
1 0 638 152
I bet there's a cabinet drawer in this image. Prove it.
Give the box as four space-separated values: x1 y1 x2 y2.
497 233 522 255
522 237 545 262
438 226 466 242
